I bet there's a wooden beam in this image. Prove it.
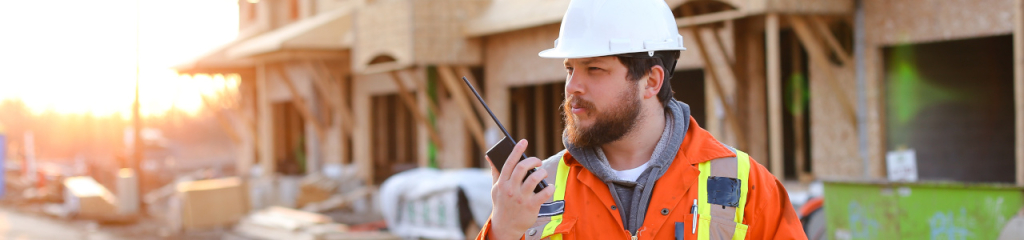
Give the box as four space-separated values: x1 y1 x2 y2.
307 61 356 135
789 15 858 125
313 61 356 136
810 16 852 66
437 65 488 148
304 61 337 125
677 10 747 28
691 26 748 147
388 71 446 150
1015 0 1024 186
766 14 785 177
394 70 442 117
273 66 327 141
455 66 495 135
201 95 242 144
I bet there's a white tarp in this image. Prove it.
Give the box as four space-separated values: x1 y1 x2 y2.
378 168 492 240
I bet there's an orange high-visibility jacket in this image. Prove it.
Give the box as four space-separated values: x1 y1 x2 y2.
477 117 806 240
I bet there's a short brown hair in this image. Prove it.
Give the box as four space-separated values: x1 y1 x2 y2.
615 51 680 107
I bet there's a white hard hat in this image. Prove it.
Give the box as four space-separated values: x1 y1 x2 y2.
538 0 686 59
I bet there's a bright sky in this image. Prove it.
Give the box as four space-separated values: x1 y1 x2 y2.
0 0 240 118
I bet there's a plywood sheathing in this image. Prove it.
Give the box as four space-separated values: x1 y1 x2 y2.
410 0 486 66
353 0 414 73
865 0 1014 46
785 16 860 179
353 0 485 74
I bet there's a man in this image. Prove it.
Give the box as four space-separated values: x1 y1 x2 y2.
476 0 806 239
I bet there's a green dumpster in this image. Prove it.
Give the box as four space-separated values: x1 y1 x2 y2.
824 181 1023 240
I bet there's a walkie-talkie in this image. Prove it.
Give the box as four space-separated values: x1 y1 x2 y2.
461 77 549 193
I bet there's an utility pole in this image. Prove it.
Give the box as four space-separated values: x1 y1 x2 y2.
132 0 144 213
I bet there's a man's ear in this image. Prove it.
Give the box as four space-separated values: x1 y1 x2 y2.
644 65 665 99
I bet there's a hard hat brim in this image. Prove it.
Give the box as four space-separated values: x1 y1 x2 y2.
538 47 686 59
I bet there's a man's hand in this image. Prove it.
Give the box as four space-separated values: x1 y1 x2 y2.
487 139 556 240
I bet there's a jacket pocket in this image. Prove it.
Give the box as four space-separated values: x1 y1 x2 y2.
700 214 748 240
525 215 576 240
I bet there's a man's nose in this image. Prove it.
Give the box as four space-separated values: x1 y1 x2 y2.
565 70 585 97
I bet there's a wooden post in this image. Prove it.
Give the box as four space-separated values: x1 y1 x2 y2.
388 71 445 150
1015 0 1024 186
257 63 275 178
436 65 488 149
766 13 785 177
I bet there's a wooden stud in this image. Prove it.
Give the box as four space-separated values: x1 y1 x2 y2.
256 63 275 178
691 26 748 147
767 13 785 177
437 65 489 149
810 16 852 67
388 71 445 150
1015 0 1024 186
553 84 565 153
534 86 548 157
789 15 858 125
791 35 810 182
274 66 327 142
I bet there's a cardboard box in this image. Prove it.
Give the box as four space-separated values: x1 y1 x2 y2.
63 176 118 219
176 177 249 230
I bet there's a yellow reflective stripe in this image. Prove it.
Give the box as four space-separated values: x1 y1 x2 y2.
697 161 711 216
549 234 563 240
735 150 750 224
697 161 711 240
542 157 570 238
732 223 748 240
697 214 711 240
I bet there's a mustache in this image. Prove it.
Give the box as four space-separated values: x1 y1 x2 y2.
563 95 595 111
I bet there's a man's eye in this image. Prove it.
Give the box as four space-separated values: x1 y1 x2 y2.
565 67 574 72
589 67 602 71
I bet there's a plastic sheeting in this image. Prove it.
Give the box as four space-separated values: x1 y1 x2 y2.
378 168 492 240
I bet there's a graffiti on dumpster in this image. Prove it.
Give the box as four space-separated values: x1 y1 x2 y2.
928 208 972 240
846 201 880 239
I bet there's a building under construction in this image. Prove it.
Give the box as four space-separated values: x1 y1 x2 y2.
175 0 1024 237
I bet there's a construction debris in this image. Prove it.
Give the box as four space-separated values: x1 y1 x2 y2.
174 177 248 231
379 168 492 240
233 206 400 240
63 176 118 220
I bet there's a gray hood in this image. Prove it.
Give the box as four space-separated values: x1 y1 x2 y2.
562 99 691 234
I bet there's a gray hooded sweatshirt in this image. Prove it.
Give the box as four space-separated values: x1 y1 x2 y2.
554 99 692 235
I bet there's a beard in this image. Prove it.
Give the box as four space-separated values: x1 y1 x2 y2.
562 83 644 148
